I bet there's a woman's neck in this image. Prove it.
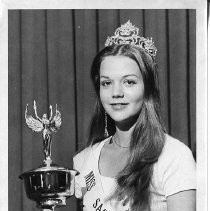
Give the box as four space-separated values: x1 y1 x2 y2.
114 122 136 148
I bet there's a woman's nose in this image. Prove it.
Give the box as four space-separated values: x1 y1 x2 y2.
112 83 124 98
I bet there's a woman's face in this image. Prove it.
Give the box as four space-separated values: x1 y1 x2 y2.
99 55 144 124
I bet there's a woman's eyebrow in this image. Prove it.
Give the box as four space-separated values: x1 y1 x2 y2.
100 74 139 79
123 74 139 78
100 76 110 79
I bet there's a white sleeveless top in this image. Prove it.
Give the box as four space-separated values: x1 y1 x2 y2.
73 135 196 211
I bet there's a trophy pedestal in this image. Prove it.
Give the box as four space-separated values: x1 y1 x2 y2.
20 163 78 211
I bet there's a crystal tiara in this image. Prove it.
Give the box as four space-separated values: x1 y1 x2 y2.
104 20 157 60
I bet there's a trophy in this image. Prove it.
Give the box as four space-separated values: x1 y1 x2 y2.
19 101 78 211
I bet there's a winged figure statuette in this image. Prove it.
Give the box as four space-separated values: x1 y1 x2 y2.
25 100 62 166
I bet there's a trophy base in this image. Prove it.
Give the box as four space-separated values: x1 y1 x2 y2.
37 196 67 210
19 164 78 210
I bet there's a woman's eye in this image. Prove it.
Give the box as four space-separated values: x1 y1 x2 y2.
124 80 136 86
100 81 111 87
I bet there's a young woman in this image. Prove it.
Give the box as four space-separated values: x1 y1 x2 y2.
73 21 196 211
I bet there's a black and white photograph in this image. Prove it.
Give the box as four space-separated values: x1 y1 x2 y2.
0 1 208 211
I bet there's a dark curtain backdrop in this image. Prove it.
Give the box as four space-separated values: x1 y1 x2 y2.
8 9 196 211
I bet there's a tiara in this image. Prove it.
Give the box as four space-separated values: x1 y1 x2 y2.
104 20 157 60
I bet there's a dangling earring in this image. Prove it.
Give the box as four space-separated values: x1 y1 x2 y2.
104 112 109 138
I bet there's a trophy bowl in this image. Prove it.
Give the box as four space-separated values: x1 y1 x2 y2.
20 165 78 210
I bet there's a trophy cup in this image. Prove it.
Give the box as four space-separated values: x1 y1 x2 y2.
19 101 78 211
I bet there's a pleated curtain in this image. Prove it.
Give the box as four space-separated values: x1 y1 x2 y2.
8 9 196 211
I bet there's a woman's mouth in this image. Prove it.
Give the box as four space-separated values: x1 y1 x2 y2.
110 103 128 110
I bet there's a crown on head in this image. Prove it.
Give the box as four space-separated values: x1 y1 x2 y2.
105 20 157 60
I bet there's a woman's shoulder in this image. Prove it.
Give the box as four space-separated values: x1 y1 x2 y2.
73 146 91 163
153 134 196 196
73 138 109 169
162 134 193 156
157 134 195 168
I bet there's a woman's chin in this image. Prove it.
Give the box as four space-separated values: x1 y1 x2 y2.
109 114 128 123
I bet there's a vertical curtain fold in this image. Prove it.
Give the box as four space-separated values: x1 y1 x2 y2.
9 10 22 211
168 10 189 144
9 9 196 211
188 10 196 158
